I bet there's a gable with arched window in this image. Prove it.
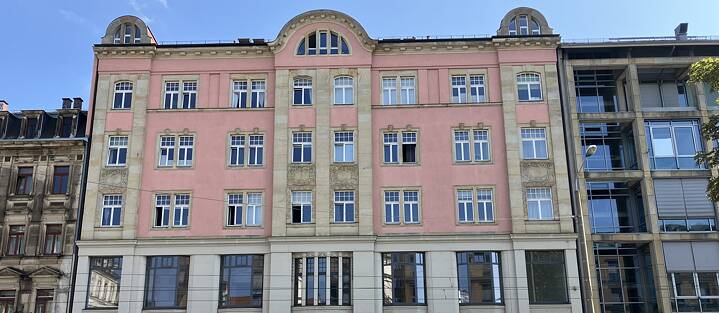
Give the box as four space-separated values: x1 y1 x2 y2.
296 30 350 55
516 73 542 101
508 15 540 36
102 15 154 44
497 7 553 36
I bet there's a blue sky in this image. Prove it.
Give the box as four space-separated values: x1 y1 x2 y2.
1 0 717 111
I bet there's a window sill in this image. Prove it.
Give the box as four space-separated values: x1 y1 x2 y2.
218 307 262 313
453 160 493 165
525 219 559 223
380 163 420 167
291 306 352 312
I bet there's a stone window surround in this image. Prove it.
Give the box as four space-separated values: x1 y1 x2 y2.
331 189 358 224
224 190 265 229
229 73 270 109
112 80 134 110
516 72 544 102
288 189 315 225
381 187 423 226
40 223 65 256
454 185 497 225
331 127 357 165
225 129 266 169
380 70 418 105
160 75 200 110
380 126 421 166
451 123 493 165
47 163 73 196
104 132 130 168
523 185 559 222
150 191 193 230
3 223 28 256
448 69 490 104
9 164 36 197
332 74 356 106
97 193 124 229
154 130 197 170
289 128 315 165
519 122 552 160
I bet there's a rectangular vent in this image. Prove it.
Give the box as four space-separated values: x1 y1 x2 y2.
76 154 83 161
49 202 65 207
13 202 28 208
3 157 10 162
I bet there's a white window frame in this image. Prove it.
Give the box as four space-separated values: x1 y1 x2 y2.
163 80 197 109
451 76 467 103
333 131 355 163
400 77 416 104
248 135 264 166
383 132 399 163
521 128 548 160
158 136 176 167
107 136 128 167
113 82 133 109
226 193 244 226
333 191 355 223
476 188 494 223
181 81 197 109
177 136 194 167
382 77 397 105
527 187 553 220
292 132 313 164
250 80 266 108
517 73 543 101
470 75 486 103
228 135 245 166
291 191 313 224
518 15 529 35
403 190 420 224
384 191 401 224
101 195 123 227
473 129 491 161
154 194 171 228
293 78 312 105
454 130 471 162
383 189 421 225
334 76 354 105
163 81 180 109
173 194 190 227
246 193 263 226
231 81 248 108
383 131 418 164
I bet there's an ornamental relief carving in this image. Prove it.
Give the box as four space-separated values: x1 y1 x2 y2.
287 164 316 187
98 168 128 193
330 164 358 189
520 161 555 184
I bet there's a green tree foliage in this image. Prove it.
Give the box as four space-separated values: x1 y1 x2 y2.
690 57 719 201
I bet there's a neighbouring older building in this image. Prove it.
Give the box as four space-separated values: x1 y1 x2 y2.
560 27 719 313
71 8 582 313
0 98 87 313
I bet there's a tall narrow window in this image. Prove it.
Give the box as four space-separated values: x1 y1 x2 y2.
248 135 264 166
382 252 426 305
292 132 312 163
102 195 123 227
477 189 494 222
134 24 142 43
158 136 175 167
452 76 467 103
457 190 475 223
473 130 490 161
400 77 416 104
182 81 197 109
219 255 264 308
530 18 540 35
15 167 33 195
164 82 180 109
246 193 262 226
383 133 398 163
144 256 190 309
229 135 245 166
293 78 312 105
518 15 529 35
403 191 420 224
333 191 355 223
382 78 397 105
250 80 266 108
527 187 553 220
334 132 354 163
43 224 63 255
521 128 548 159
470 75 486 102
334 76 354 105
6 226 25 256
24 116 39 138
508 18 517 35
232 81 248 108
291 191 312 224
87 256 122 308
154 194 171 227
401 132 417 163
294 254 352 306
123 23 133 44
34 289 54 313
113 82 133 109
517 73 542 101
107 136 128 166
177 136 194 167
227 193 244 226
454 131 471 162
526 251 568 304
457 251 502 304
51 166 70 194
59 115 74 138
384 191 400 224
173 194 190 227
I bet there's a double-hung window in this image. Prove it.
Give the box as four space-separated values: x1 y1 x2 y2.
382 252 426 305
219 255 264 308
517 73 542 101
382 76 416 105
293 78 312 105
521 128 548 159
229 134 264 167
452 75 486 103
383 131 417 164
101 195 123 227
154 193 191 228
333 191 355 223
144 256 190 309
526 250 568 304
294 253 352 306
43 224 63 255
164 80 197 109
6 225 25 256
107 136 128 166
291 191 312 224
177 136 194 167
457 251 502 304
454 129 490 162
457 188 494 223
383 190 420 224
158 135 194 168
87 256 122 308
292 132 312 163
233 80 266 108
226 192 263 227
451 76 467 103
113 82 133 109
645 120 703 170
527 187 553 220
334 76 353 105
333 132 354 163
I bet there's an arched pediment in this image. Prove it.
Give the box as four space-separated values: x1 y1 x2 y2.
101 15 155 44
268 9 376 54
497 7 553 36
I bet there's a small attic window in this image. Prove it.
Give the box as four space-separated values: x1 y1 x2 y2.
509 15 541 36
297 30 350 55
113 23 142 44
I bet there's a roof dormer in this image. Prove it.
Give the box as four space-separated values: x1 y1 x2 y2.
497 7 553 36
101 15 155 44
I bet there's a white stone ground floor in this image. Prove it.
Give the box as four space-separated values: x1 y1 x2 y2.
71 234 582 313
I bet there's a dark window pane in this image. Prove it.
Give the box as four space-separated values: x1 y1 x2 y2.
219 255 263 308
526 251 568 304
144 256 189 309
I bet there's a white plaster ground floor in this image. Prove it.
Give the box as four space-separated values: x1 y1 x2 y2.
71 234 582 313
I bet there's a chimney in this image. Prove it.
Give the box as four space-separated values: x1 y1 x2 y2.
675 23 688 40
0 100 8 111
62 98 73 109
72 97 83 109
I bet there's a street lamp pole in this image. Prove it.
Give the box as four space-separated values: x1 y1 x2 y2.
576 144 598 313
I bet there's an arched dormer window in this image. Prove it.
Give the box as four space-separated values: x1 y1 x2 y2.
297 30 350 55
509 15 540 36
112 23 142 44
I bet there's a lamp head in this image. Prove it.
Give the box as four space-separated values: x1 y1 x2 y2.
585 145 598 158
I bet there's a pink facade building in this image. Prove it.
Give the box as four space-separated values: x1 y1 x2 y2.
72 8 581 313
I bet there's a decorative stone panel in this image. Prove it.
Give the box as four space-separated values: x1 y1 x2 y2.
329 164 359 190
98 168 128 193
520 160 555 185
287 164 316 187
